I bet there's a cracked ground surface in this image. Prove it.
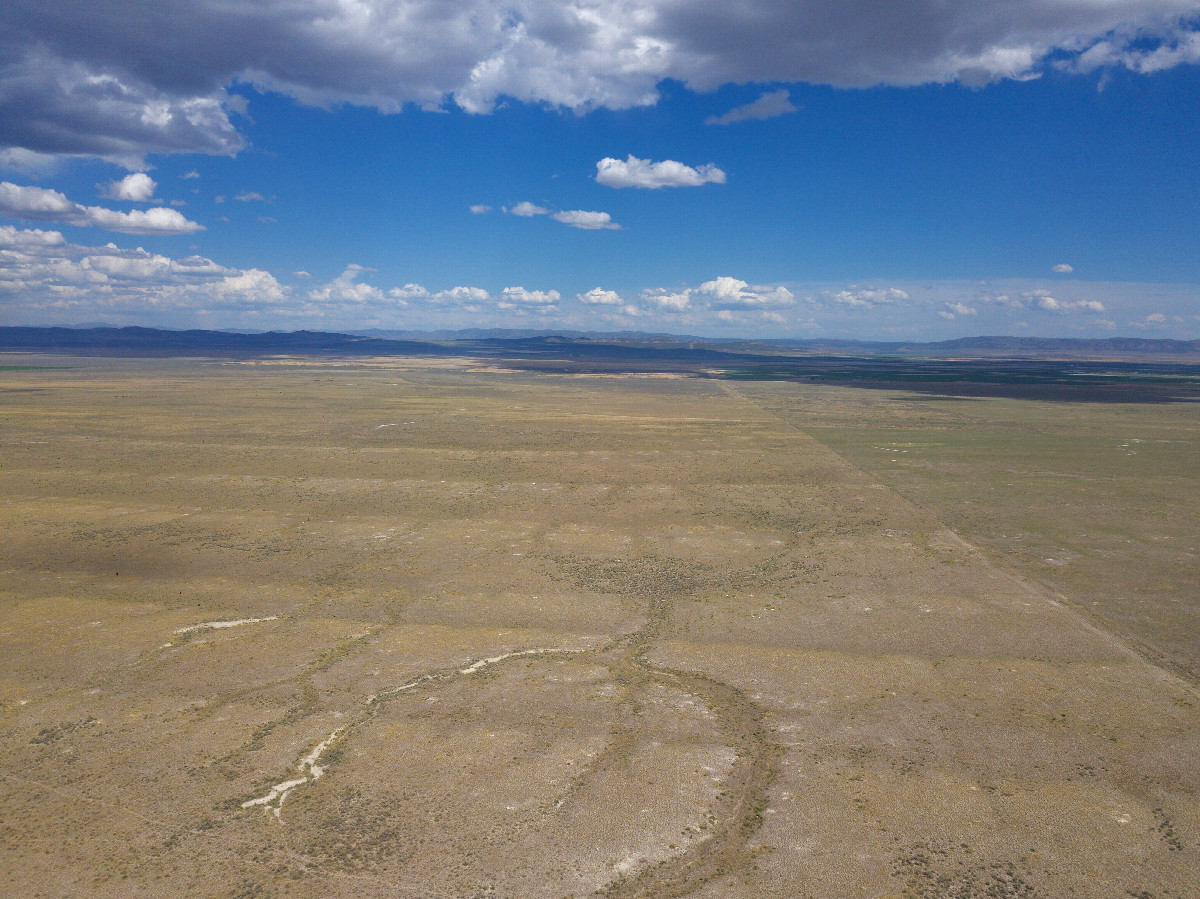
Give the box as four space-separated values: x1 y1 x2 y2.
1 356 1197 897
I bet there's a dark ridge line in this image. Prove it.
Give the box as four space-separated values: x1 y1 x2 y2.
3 325 1200 361
6 326 1200 402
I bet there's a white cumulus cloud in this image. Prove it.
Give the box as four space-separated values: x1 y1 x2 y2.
432 285 490 303
640 288 693 311
87 206 203 235
508 202 620 229
1052 263 1074 273
0 225 284 322
0 182 204 234
500 286 560 305
830 286 909 307
551 210 621 230
577 287 624 305
940 301 978 319
0 224 68 252
694 277 794 308
100 172 156 202
390 283 430 299
596 155 726 189
1131 312 1171 328
307 264 387 304
1069 28 1200 76
1026 289 1104 313
510 201 550 216
3 2 1199 164
636 276 793 314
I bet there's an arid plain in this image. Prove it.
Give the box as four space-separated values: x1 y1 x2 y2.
1 355 1198 898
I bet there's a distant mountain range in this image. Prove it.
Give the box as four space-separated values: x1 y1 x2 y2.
7 326 1200 402
2 325 1199 361
352 328 1200 358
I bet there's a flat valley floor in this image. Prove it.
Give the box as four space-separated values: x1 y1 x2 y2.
1 356 1198 898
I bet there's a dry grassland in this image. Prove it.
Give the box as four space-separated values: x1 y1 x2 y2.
0 356 1197 898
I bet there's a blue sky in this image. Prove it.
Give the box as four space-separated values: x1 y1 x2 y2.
1 1 1198 339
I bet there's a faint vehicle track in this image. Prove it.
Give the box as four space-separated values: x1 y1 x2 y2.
237 642 589 820
229 565 781 898
537 548 783 896
595 588 782 898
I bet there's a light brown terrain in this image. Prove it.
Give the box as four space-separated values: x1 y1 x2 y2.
0 355 1197 898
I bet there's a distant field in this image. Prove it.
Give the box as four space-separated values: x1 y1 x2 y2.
739 381 1200 681
719 357 1200 403
0 355 1196 898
